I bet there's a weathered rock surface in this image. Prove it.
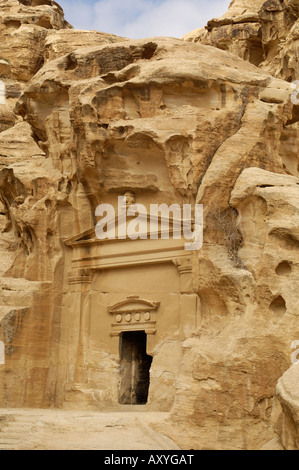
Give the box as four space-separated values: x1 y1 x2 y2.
0 0 71 82
184 0 299 182
0 409 179 450
0 0 298 451
273 363 299 450
183 0 299 449
44 30 128 63
183 0 299 68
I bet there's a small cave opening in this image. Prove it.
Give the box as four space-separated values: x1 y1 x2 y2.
4 20 22 30
141 42 157 60
275 261 292 276
270 296 287 315
65 55 77 71
118 331 152 405
36 16 52 29
32 0 52 5
248 43 264 67
45 199 52 209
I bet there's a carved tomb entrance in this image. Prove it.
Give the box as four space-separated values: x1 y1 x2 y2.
119 331 152 405
63 212 200 410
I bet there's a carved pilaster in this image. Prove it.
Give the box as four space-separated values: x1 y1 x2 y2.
173 256 201 338
173 256 193 293
66 268 93 392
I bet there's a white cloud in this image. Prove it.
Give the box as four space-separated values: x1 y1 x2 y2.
59 0 231 39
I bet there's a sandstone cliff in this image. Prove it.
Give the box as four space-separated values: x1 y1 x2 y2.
0 0 298 450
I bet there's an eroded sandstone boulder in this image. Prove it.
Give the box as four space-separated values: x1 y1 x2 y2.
183 0 299 68
44 29 128 62
184 0 299 182
0 0 71 82
274 363 299 449
164 168 299 449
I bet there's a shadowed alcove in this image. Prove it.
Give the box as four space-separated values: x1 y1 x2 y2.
119 331 152 405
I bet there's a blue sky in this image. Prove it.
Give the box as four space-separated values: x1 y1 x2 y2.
58 0 231 39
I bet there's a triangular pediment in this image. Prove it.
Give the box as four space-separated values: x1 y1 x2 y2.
64 210 192 247
64 227 97 246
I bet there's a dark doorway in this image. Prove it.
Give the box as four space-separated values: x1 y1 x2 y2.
119 331 152 405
